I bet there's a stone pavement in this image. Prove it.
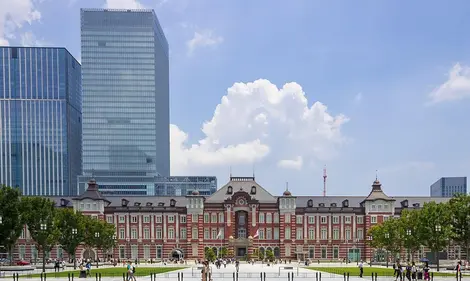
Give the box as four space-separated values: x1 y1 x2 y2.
0 263 461 281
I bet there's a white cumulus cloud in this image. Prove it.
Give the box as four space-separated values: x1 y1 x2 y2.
104 0 144 9
0 0 41 45
427 63 470 104
277 156 303 170
186 29 223 55
170 79 349 175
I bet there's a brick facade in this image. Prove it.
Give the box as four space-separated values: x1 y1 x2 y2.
10 177 462 262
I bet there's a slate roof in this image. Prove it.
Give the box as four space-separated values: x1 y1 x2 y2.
73 179 110 203
294 195 449 208
205 176 277 203
105 196 188 207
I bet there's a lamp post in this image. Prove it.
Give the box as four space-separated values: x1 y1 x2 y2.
406 229 412 261
367 236 373 267
40 223 47 272
385 233 390 268
72 228 78 269
435 225 441 272
95 232 100 268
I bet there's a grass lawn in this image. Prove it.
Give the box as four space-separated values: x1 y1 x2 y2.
18 267 186 278
307 267 466 277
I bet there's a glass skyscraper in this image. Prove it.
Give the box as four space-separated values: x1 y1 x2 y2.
430 177 467 197
78 9 170 195
0 47 82 196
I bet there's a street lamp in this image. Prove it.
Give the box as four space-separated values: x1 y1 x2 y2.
40 224 47 231
435 225 441 271
71 229 78 269
385 233 390 268
39 223 47 272
406 230 412 261
367 236 373 267
0 215 3 224
94 232 100 268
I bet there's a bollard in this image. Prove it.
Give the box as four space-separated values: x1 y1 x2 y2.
263 272 266 281
343 273 346 281
374 272 377 281
181 272 184 281
431 272 434 281
178 272 181 281
68 273 71 281
150 272 153 281
292 272 294 281
287 272 291 281
40 272 43 281
371 272 374 281
44 273 47 281
316 272 318 281
260 272 263 281
347 272 350 281
233 272 236 281
236 272 239 281
72 273 74 281
95 272 98 281
319 272 321 281
99 273 102 281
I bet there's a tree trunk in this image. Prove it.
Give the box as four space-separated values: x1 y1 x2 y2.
42 249 46 273
7 245 13 266
73 253 76 270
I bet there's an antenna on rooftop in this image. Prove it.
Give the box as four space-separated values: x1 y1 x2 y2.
323 165 327 197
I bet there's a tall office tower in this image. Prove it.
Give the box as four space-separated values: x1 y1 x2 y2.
78 9 170 195
0 47 82 196
430 177 467 197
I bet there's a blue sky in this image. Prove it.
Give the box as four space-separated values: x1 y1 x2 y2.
2 0 470 196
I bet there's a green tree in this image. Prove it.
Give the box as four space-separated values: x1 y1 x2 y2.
21 197 60 272
56 208 86 269
265 249 275 262
204 248 216 262
399 209 422 262
448 194 470 260
94 220 117 261
0 185 24 265
381 218 402 265
418 202 452 271
83 216 100 259
220 247 228 258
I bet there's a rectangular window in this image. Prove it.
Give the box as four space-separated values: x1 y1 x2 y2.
20 229 25 239
357 216 363 224
285 215 291 223
274 227 280 239
345 228 351 240
211 229 217 239
156 216 162 223
204 228 209 239
371 216 377 224
266 228 272 240
344 216 351 224
131 245 138 259
106 216 114 224
204 213 209 223
259 213 265 223
218 213 224 223
285 245 291 257
19 245 26 260
180 215 186 223
332 216 339 224
143 245 150 259
296 216 303 224
211 213 217 223
168 215 175 223
180 228 187 239
168 228 174 239
192 214 198 222
119 246 126 259
308 216 315 224
266 213 272 223
156 245 162 259
143 228 150 239
131 216 138 223
333 228 339 240
285 227 291 239
143 216 150 223
309 247 315 259
357 229 364 240
131 228 137 239
308 228 315 240
274 213 279 223
321 247 327 259
156 228 162 239
119 216 125 223
259 229 265 240
383 215 389 221
321 216 327 224
31 246 38 260
333 247 339 259
119 228 125 239
321 228 327 240
296 228 303 240
192 227 198 239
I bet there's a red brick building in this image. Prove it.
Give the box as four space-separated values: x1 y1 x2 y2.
14 176 459 262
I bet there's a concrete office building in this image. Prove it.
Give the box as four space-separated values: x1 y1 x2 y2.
0 47 82 196
78 8 170 195
430 177 467 197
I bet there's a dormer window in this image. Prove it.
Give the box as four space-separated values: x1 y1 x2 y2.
330 203 337 207
121 199 129 207
412 203 420 208
134 202 141 207
319 203 325 207
342 200 349 208
250 186 256 194
170 199 176 207
227 186 233 194
146 202 153 207
158 202 165 207
60 199 67 207
307 199 313 207
401 200 409 208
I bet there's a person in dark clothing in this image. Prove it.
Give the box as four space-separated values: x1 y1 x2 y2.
405 263 412 281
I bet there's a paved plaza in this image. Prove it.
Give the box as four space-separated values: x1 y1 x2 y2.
0 263 462 281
